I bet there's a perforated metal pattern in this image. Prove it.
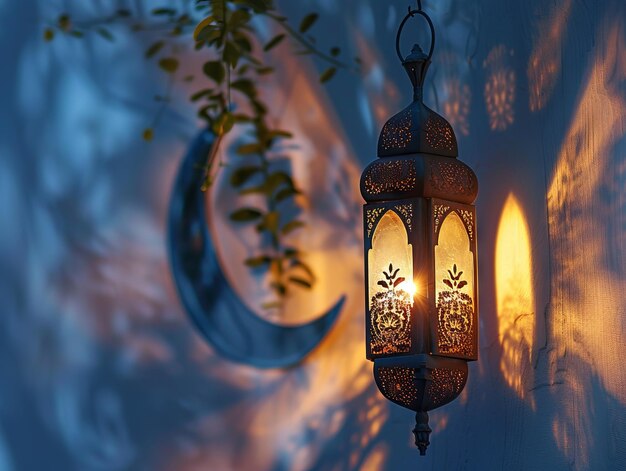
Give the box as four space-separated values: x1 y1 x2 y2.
365 207 385 238
428 161 476 196
363 159 417 196
395 203 413 232
423 367 467 410
380 107 413 151
425 114 455 152
376 367 420 409
459 209 475 241
433 204 450 234
370 287 412 355
437 264 475 357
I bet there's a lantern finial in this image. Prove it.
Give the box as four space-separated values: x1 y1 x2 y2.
402 43 430 102
413 412 432 456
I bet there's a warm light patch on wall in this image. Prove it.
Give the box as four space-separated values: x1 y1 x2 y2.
527 0 572 111
544 20 626 470
495 193 535 404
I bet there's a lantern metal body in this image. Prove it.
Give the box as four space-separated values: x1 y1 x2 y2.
360 6 478 455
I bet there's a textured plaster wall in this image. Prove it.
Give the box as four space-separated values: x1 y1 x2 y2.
2 0 625 470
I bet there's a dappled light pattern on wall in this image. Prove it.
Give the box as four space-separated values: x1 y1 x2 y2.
495 193 535 405
527 0 572 111
442 78 471 136
545 19 626 470
483 45 516 131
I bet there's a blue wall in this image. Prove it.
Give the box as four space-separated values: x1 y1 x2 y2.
3 0 626 469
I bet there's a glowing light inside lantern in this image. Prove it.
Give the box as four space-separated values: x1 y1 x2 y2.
368 210 414 355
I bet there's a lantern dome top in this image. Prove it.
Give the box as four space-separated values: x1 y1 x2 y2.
377 43 458 159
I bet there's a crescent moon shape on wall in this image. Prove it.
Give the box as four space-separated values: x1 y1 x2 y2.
168 130 345 368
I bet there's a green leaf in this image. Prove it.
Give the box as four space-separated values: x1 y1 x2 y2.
231 79 256 98
152 7 176 16
264 33 285 51
143 128 153 141
210 0 226 21
223 41 240 68
145 41 164 58
58 14 71 31
190 89 213 101
230 166 262 187
230 208 263 222
289 276 312 289
291 259 315 280
261 301 282 310
244 255 272 267
43 28 55 42
265 171 293 193
299 13 318 33
266 129 293 139
330 47 340 57
284 247 299 258
234 36 253 53
97 28 114 41
158 57 179 73
239 185 266 195
203 60 225 84
236 143 263 155
256 66 274 75
193 15 215 40
270 282 287 296
177 14 191 24
232 0 270 13
232 113 252 123
320 67 336 83
212 112 235 135
275 186 299 202
260 211 279 234
229 9 251 30
281 220 305 235
69 30 84 38
251 99 268 116
197 104 216 120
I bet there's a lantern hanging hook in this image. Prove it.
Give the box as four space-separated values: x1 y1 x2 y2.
396 3 436 63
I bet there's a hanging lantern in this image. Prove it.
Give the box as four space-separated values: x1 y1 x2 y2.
360 5 478 455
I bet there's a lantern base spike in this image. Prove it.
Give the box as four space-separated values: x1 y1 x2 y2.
413 411 431 455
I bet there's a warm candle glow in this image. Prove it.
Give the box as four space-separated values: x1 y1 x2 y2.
403 279 418 299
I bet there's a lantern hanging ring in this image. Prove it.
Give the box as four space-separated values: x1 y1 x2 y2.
395 5 436 63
